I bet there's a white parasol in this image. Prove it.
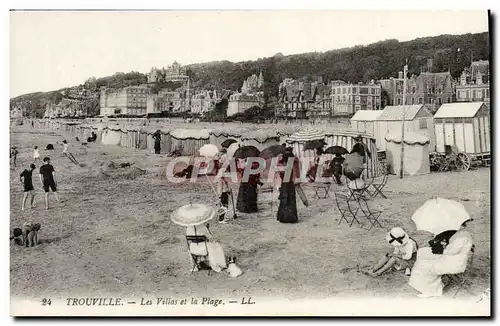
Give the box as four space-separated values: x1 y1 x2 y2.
171 203 216 227
199 144 219 158
411 198 471 235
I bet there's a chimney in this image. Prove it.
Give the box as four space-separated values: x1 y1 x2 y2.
398 71 403 79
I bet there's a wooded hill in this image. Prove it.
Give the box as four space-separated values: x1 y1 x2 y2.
11 32 489 118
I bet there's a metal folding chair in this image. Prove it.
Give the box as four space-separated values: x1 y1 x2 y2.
334 192 362 227
313 181 332 199
355 195 383 230
186 235 211 275
367 165 389 199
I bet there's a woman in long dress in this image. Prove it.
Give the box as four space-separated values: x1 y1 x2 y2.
277 152 300 223
236 160 261 213
153 130 161 154
408 220 474 298
186 223 227 273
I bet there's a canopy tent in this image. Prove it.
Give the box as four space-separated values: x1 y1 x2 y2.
170 128 211 156
385 131 430 176
241 129 280 150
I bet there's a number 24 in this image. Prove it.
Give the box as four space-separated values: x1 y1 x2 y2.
41 298 51 306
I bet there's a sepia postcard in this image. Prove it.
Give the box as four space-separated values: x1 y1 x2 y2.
9 9 491 317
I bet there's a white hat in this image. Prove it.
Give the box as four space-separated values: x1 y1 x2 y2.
386 227 408 246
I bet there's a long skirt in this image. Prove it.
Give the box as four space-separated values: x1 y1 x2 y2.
277 182 298 223
154 140 161 154
408 247 470 296
236 183 258 213
189 242 227 272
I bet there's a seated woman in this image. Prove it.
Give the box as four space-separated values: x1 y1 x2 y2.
186 223 227 273
408 219 474 298
363 227 417 277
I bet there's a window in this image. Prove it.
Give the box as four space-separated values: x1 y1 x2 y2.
419 97 423 104
419 119 428 129
438 98 442 105
412 87 416 93
411 97 415 104
397 98 401 105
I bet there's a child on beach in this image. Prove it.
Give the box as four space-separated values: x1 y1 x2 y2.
362 227 417 277
11 146 19 167
33 146 40 162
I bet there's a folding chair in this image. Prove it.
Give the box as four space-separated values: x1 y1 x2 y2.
186 235 211 275
346 176 372 201
313 180 332 199
355 195 383 230
334 192 362 227
444 244 476 298
367 164 389 199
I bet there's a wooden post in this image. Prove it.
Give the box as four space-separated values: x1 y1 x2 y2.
399 61 408 179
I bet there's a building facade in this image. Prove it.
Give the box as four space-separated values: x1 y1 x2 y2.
227 93 262 117
330 80 381 116
456 60 490 103
147 61 189 84
100 86 150 116
44 98 85 118
380 70 456 112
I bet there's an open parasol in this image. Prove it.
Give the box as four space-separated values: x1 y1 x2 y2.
221 139 238 148
259 144 286 159
411 198 471 235
343 153 364 180
287 128 325 143
233 145 260 159
171 203 216 227
324 145 349 155
199 144 219 158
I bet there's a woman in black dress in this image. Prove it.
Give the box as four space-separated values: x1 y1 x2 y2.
277 152 300 223
153 130 161 154
236 161 261 213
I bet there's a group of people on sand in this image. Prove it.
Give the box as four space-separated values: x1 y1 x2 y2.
19 157 61 211
12 140 74 211
210 145 302 225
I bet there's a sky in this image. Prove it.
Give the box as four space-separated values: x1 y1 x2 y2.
10 10 489 98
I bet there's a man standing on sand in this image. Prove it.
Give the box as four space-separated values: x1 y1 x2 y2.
20 163 36 211
39 157 60 209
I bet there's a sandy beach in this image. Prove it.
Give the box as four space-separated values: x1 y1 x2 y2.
10 126 490 302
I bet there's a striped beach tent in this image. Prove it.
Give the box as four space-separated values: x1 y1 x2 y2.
285 128 326 162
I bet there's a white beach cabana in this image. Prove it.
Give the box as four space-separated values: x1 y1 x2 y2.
385 131 430 177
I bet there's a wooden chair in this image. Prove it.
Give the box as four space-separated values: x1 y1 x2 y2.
444 244 476 298
186 235 211 275
355 195 383 230
334 192 361 227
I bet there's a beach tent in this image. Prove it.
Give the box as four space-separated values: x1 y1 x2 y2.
170 128 210 156
208 126 249 148
377 105 435 152
101 126 122 146
350 110 384 150
433 102 490 159
323 129 381 178
241 129 280 150
385 131 430 177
